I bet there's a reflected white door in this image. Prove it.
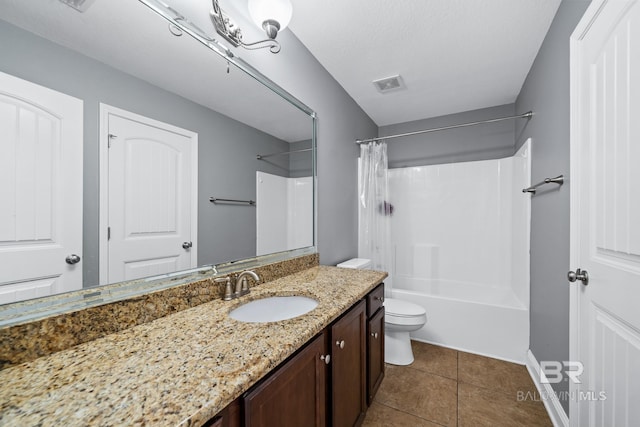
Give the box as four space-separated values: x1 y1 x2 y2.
0 71 83 303
102 107 197 283
570 1 640 425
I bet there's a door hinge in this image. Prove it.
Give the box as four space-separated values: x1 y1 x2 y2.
108 133 117 148
108 226 111 240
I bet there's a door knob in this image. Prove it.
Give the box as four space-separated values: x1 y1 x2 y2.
65 254 81 265
567 268 589 286
182 241 193 249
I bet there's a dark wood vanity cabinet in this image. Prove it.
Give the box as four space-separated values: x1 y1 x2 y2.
244 333 327 427
239 285 382 427
330 300 367 427
367 305 384 405
366 283 385 405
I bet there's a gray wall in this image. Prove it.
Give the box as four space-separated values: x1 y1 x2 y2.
515 0 590 414
0 20 298 286
379 104 516 168
241 31 378 266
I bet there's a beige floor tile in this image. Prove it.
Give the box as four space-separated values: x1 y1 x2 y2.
458 351 537 396
375 364 457 426
458 382 552 427
361 401 442 427
410 341 458 380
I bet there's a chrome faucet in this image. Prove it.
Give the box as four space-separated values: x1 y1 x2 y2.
236 270 260 297
215 270 260 300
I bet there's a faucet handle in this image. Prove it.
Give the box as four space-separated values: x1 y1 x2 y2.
240 276 250 295
214 277 233 301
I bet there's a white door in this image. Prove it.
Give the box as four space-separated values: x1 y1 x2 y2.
570 1 640 425
0 71 83 303
101 107 197 284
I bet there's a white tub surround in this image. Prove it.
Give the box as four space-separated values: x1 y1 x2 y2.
256 171 313 255
389 141 531 363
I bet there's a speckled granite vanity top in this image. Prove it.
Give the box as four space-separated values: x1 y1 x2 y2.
0 266 386 426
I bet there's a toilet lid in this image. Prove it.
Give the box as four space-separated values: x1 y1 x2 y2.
384 298 426 317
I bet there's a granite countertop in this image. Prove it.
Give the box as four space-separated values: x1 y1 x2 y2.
0 266 387 426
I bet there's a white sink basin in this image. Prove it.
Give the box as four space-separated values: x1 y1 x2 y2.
229 296 318 323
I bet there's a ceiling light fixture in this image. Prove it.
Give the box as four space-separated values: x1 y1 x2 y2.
169 0 291 54
248 0 293 40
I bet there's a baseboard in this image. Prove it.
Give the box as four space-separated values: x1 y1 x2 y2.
525 350 569 427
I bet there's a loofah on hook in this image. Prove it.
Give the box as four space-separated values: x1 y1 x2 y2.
378 201 394 216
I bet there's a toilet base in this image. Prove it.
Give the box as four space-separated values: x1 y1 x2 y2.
384 330 414 365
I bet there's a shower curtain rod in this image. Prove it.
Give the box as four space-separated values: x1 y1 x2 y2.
355 111 533 144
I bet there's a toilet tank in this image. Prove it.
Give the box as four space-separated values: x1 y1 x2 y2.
336 258 371 270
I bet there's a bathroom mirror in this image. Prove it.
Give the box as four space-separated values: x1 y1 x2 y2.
0 0 316 311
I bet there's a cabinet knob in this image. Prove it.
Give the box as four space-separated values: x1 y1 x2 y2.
320 354 331 364
375 296 384 302
336 340 345 349
370 332 378 339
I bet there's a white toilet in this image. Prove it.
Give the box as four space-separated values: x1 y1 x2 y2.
383 298 427 365
336 259 427 366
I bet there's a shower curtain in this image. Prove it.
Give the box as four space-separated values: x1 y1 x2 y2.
358 142 393 291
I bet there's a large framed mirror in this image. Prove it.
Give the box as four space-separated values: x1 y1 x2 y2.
0 0 316 320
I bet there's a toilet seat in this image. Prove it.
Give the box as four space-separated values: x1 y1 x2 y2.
384 298 427 326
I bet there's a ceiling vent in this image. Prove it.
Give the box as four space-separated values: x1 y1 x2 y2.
372 75 406 94
59 0 96 12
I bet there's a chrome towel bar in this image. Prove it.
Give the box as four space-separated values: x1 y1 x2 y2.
209 197 256 205
257 148 313 160
522 175 564 194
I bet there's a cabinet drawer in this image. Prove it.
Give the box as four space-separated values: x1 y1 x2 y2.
366 283 385 318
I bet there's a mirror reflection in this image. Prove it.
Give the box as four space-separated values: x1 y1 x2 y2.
0 0 315 305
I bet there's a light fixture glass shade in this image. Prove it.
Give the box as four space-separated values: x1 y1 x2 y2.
248 0 293 33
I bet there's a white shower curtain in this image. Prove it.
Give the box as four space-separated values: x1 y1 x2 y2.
358 142 393 292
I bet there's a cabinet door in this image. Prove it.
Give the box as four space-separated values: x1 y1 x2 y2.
331 300 366 427
244 332 327 427
367 308 385 405
202 398 241 427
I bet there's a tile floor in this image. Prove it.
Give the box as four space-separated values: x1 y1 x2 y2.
362 341 552 427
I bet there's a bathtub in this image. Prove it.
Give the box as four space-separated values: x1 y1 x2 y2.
392 277 529 363
385 141 531 364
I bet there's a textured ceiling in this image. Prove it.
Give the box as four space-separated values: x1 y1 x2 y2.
1 0 562 132
288 0 561 126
